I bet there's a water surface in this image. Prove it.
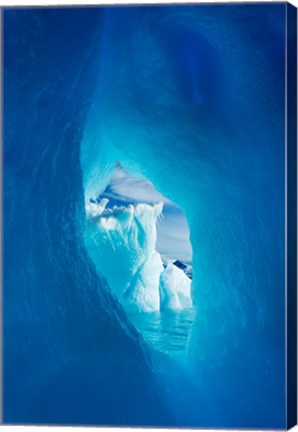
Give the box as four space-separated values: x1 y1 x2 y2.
129 309 195 357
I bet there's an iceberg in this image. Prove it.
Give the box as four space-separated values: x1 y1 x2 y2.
85 199 192 313
160 263 192 310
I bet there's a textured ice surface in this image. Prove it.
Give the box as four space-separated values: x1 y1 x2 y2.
85 199 192 312
160 263 192 310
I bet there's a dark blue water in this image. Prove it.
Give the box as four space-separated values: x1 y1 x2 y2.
3 4 289 428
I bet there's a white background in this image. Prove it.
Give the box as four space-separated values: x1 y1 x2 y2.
0 0 297 431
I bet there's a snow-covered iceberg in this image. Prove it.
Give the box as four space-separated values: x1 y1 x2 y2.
160 263 193 310
85 199 192 313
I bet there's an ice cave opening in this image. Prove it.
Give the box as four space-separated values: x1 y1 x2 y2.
84 162 194 356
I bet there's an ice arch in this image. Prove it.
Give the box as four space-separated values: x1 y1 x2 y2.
3 4 288 429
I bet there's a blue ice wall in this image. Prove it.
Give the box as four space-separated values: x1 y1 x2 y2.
4 4 287 428
3 8 172 426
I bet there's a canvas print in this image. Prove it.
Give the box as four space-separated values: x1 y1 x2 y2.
1 2 297 429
